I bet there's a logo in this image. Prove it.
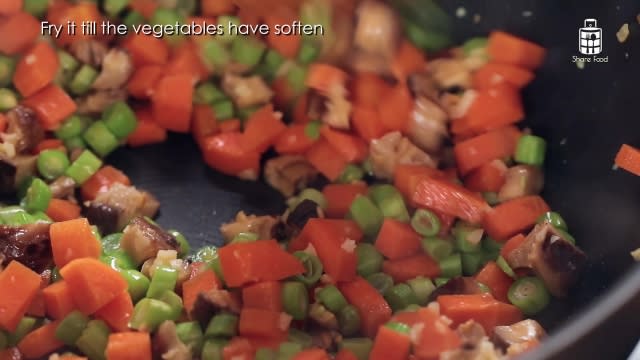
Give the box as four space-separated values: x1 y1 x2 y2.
579 19 602 55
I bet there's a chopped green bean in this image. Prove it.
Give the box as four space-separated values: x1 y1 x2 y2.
0 56 16 87
31 211 51 223
482 236 503 253
194 83 226 105
348 195 384 239
176 321 204 354
64 136 86 151
496 256 516 279
121 269 150 303
103 101 137 140
37 150 70 180
286 64 308 97
101 233 122 253
0 331 6 350
123 11 145 28
212 100 234 121
384 283 419 311
55 115 91 140
303 121 322 140
293 251 323 286
369 185 410 223
411 209 441 236
461 251 486 276
435 277 450 287
365 272 394 295
83 120 119 157
150 8 184 44
0 206 33 226
218 16 240 44
278 342 303 360
482 192 500 206
288 328 313 348
205 313 238 338
129 298 175 332
69 65 99 95
317 285 348 313
201 338 227 360
515 135 546 166
100 250 136 271
282 281 309 320
339 338 373 360
65 150 103 185
147 266 178 298
407 276 435 305
156 290 183 320
508 277 550 315
296 188 328 210
200 40 230 70
297 41 321 64
231 232 259 244
338 305 361 337
75 320 110 360
439 254 462 278
57 50 79 85
104 0 130 17
537 211 568 231
453 223 484 253
8 317 37 346
385 321 411 334
255 49 285 81
338 164 365 184
23 178 52 213
355 243 384 277
231 37 266 68
421 236 454 261
0 88 18 111
462 37 489 56
168 229 190 257
56 311 90 346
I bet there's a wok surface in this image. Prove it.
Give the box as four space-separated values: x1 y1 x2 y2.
109 0 640 358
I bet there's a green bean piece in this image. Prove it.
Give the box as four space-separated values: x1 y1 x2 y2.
236 105 261 122
406 276 435 305
91 225 102 241
385 321 411 334
461 251 486 276
536 211 568 231
365 272 394 295
83 120 120 157
157 290 183 320
104 0 130 17
453 223 484 253
64 136 86 151
482 236 503 253
434 277 450 287
462 37 489 56
339 338 373 360
129 298 175 332
277 342 303 360
56 50 79 84
297 41 321 65
0 330 7 350
403 20 452 52
348 195 384 239
31 211 52 223
69 64 99 95
286 64 308 97
0 56 16 87
176 321 204 355
515 135 546 166
123 11 145 28
231 37 266 68
384 283 419 311
65 150 103 185
217 15 240 44
355 243 384 277
194 83 226 105
150 8 184 44
422 236 454 261
439 254 462 278
205 313 238 338
51 267 62 282
255 348 276 360
303 120 322 140
121 269 150 303
555 228 576 245
200 40 230 70
100 250 136 271
508 277 551 315
293 251 323 286
0 88 18 111
231 232 259 244
168 229 191 257
37 150 70 180
17 177 35 201
338 305 361 337
103 101 138 140
293 188 327 210
317 285 348 313
255 49 285 81
287 328 313 348
201 338 227 360
0 206 33 226
282 281 309 320
482 192 500 206
7 316 37 346
101 233 122 253
23 178 52 213
55 115 91 140
411 209 441 236
75 320 110 360
369 184 410 223
212 100 234 121
175 0 196 16
496 256 516 279
338 164 365 184
477 282 491 294
146 266 179 298
56 311 90 346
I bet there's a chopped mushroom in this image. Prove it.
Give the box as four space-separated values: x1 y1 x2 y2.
441 320 503 360
154 321 192 360
285 199 323 232
0 156 37 194
49 176 76 200
221 74 274 108
321 83 352 130
219 211 279 243
353 0 401 59
310 330 342 351
497 165 544 202
6 106 45 154
120 216 180 265
493 319 545 351
369 131 437 180
91 49 133 90
0 223 52 273
505 223 587 297
406 96 449 154
428 58 473 90
309 303 339 330
76 89 127 114
69 40 108 67
189 289 241 327
264 155 318 197
91 183 160 231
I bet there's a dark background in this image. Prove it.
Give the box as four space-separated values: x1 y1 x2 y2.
109 1 640 358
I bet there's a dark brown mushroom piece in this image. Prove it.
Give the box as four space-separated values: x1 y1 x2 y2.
0 223 52 273
119 216 179 265
154 321 192 360
493 319 545 351
85 203 121 236
264 155 318 197
428 277 486 303
49 176 76 199
189 289 241 328
6 106 45 154
91 183 160 231
441 320 503 360
0 156 38 194
286 199 322 232
497 165 545 203
219 211 279 243
506 223 587 297
69 40 108 67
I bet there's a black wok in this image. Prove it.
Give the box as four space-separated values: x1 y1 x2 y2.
108 0 640 358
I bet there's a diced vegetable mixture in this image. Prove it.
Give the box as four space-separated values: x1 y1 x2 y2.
0 0 588 359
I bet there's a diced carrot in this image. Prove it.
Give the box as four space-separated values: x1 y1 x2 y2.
219 119 241 133
335 349 359 360
464 159 508 193
369 325 411 360
438 293 523 334
0 348 24 360
483 195 550 241
127 65 164 99
52 3 106 45
412 307 461 359
322 183 368 219
474 261 514 303
265 13 301 59
320 126 368 163
292 93 312 124
501 234 527 258
222 337 254 360
242 281 283 312
182 269 221 315
122 34 170 67
382 254 440 283
201 0 233 16
451 84 524 135
42 280 75 320
307 219 358 282
0 114 7 133
350 72 391 108
239 308 288 339
391 41 426 80
351 105 388 141
26 285 46 318
0 12 40 55
487 31 547 70
305 139 349 181
0 261 42 331
412 177 490 225
377 84 412 132
126 113 168 147
128 0 157 19
201 132 261 178
151 76 193 134
242 104 287 153
615 144 640 176
290 218 364 253
191 104 218 148
59 258 128 315
17 320 63 359
46 199 81 222
0 0 22 15
339 277 392 338
271 76 297 110
50 218 101 268
292 349 330 360
393 164 447 202
375 219 421 260
94 291 134 332
306 63 348 93
33 139 65 154
22 85 77 130
81 165 131 201
473 62 535 90
274 124 316 154
13 42 60 97
454 126 521 175
106 332 152 360
166 41 209 83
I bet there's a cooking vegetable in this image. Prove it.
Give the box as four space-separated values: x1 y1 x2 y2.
508 277 550 315
356 243 384 277
615 144 640 176
515 135 546 166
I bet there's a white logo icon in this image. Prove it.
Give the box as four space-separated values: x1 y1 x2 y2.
579 19 602 55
